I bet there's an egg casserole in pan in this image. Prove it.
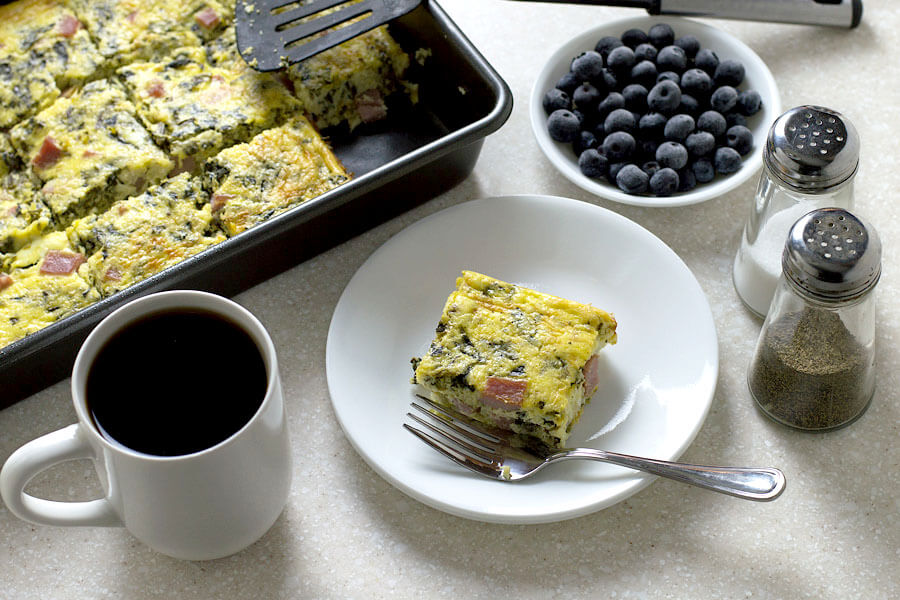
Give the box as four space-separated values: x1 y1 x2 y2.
0 0 414 350
412 272 618 448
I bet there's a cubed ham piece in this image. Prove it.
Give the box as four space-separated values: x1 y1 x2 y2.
355 89 388 124
480 376 527 410
0 273 13 291
582 354 600 396
32 137 63 170
58 15 81 37
146 80 166 98
40 250 85 275
104 267 121 281
126 10 139 23
210 193 231 213
448 396 478 417
195 6 221 29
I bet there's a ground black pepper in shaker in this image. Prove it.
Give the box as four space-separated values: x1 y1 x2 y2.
747 208 880 430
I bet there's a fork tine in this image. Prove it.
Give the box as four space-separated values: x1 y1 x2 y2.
413 395 502 443
402 424 500 479
408 402 500 452
406 411 496 459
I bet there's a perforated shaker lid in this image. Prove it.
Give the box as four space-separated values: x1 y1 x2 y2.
764 106 859 191
782 208 881 301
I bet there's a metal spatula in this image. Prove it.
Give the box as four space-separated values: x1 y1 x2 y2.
235 0 421 72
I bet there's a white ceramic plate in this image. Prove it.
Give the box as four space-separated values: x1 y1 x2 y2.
530 16 781 207
326 195 718 523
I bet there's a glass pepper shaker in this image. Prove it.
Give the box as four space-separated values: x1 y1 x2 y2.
733 106 859 317
747 208 881 431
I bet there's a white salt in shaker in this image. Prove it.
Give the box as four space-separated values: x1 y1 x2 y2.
733 106 859 317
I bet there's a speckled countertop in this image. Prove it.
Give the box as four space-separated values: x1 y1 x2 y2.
2 1 899 598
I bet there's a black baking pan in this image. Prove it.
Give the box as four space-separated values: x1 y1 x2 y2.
0 0 512 408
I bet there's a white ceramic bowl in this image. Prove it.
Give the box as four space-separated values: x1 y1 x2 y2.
530 15 781 207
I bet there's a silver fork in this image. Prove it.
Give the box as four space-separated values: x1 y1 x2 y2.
404 396 786 501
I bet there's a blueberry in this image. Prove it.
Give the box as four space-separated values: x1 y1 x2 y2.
656 45 687 73
598 92 625 118
573 82 602 111
547 109 581 142
622 84 648 111
664 113 695 142
726 125 754 156
616 164 649 194
710 85 738 113
606 45 636 73
605 108 636 134
595 35 624 58
714 59 745 87
737 90 762 116
649 167 680 196
678 94 700 117
639 112 667 138
603 131 636 161
648 23 675 48
621 28 649 48
678 167 697 192
681 68 712 98
692 158 715 182
656 71 680 84
607 162 628 183
592 122 606 140
685 131 716 157
630 60 658 88
656 141 688 170
647 80 682 114
714 146 742 174
555 71 581 95
697 110 727 137
694 48 719 75
634 43 658 62
674 35 700 59
642 160 661 177
573 130 598 155
726 112 747 128
571 51 605 81
578 148 609 178
543 88 570 114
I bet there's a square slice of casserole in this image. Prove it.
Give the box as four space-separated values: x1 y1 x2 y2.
118 46 302 172
412 271 617 448
70 0 231 66
9 79 173 227
67 173 225 297
0 0 106 90
287 25 411 131
202 117 349 237
0 231 100 347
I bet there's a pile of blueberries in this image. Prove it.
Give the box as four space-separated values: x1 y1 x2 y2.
543 23 762 197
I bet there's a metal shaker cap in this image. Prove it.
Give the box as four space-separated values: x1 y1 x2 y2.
782 208 881 301
764 106 859 191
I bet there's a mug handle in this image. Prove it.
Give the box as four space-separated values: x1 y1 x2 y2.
1 424 120 527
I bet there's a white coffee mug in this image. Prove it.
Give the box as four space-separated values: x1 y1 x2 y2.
0 291 292 560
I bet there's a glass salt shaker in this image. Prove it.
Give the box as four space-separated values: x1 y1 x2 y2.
733 106 859 317
747 208 881 431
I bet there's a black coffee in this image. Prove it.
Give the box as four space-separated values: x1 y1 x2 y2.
87 308 268 456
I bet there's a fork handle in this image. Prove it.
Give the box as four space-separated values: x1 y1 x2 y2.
555 448 786 501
